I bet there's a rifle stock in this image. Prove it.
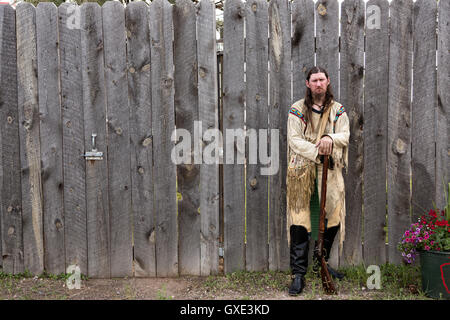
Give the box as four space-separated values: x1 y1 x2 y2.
318 155 338 295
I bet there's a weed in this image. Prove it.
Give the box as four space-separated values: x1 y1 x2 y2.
156 284 173 300
38 271 89 282
0 269 33 280
123 283 137 300
39 271 70 281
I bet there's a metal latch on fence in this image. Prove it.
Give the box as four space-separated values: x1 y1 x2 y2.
83 133 103 161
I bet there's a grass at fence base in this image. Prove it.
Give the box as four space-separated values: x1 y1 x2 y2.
0 263 431 300
203 269 289 293
333 263 426 299
203 263 429 299
0 270 89 281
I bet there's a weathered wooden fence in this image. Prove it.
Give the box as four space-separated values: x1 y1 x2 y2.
0 0 448 278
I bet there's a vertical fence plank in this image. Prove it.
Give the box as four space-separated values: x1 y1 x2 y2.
437 0 449 209
16 2 44 275
291 0 316 265
315 0 339 268
339 0 364 267
292 0 314 102
411 0 437 220
363 0 389 265
36 2 65 275
103 1 132 278
149 0 178 277
0 4 4 271
268 0 290 271
245 0 269 272
59 2 87 275
315 0 339 98
81 3 110 278
223 0 245 273
197 0 220 276
387 0 413 264
0 87 1 271
0 4 24 274
126 1 155 277
173 0 200 276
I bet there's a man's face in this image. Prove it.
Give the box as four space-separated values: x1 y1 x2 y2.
305 72 330 96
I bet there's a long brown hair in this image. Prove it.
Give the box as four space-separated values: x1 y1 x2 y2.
303 66 334 132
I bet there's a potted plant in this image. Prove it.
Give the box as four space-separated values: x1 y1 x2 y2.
398 202 450 299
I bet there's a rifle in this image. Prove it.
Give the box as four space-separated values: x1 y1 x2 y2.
317 155 338 295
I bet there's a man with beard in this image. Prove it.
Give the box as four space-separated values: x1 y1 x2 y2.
286 66 349 295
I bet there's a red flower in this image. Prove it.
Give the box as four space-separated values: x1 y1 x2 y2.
429 209 437 218
436 220 449 227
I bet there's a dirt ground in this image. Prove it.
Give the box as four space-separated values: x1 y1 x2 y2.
0 276 356 300
0 272 426 300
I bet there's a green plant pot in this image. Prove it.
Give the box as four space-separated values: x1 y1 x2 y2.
419 250 450 299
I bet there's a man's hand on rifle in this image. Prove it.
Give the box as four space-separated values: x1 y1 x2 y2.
316 135 333 155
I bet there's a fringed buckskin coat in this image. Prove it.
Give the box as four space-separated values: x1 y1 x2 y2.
286 99 350 254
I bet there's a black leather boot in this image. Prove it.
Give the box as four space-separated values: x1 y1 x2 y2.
312 225 345 280
289 225 309 296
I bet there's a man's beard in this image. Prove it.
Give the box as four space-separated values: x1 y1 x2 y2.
312 90 326 101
